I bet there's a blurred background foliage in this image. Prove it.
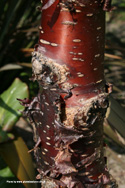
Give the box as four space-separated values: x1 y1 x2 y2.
0 0 40 96
0 0 41 187
105 0 125 107
0 0 125 188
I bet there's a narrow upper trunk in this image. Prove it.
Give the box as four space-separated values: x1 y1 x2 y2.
21 0 117 187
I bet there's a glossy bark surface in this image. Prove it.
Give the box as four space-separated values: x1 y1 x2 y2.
37 0 106 106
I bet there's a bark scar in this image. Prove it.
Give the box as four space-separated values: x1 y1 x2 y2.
32 51 70 86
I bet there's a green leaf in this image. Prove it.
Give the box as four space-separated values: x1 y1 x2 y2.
0 127 14 143
0 156 24 188
0 78 29 131
0 137 37 188
0 166 14 178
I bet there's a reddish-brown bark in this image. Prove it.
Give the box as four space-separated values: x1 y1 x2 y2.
37 0 105 103
21 0 117 187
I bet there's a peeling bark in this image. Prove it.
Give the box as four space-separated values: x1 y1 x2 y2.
21 0 118 187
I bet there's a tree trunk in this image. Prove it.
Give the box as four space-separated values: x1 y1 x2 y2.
21 0 117 187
